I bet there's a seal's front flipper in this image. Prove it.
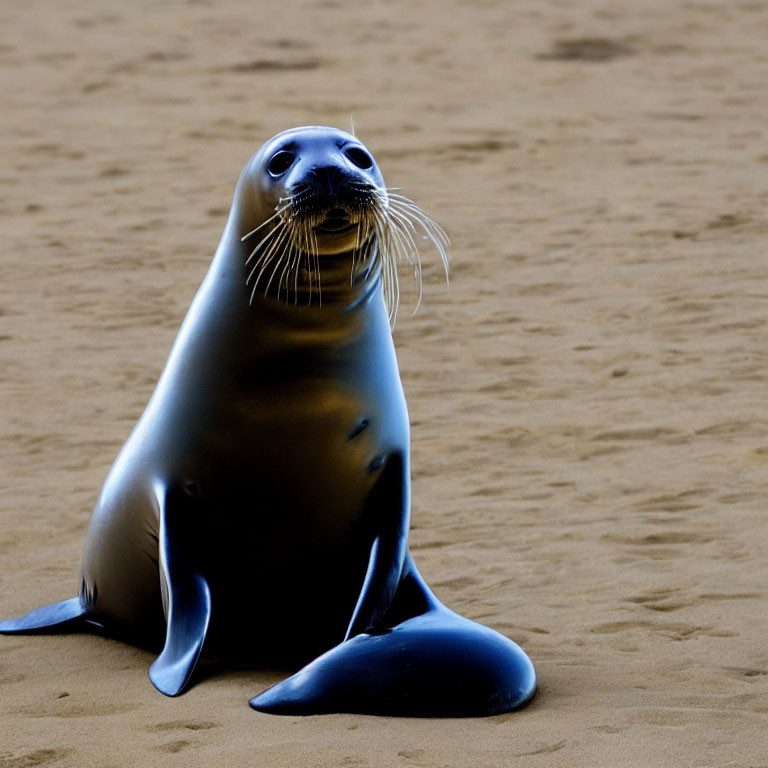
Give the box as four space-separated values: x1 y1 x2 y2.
148 486 211 697
345 453 410 640
0 597 91 634
250 555 536 717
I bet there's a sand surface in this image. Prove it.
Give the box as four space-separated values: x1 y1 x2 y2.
2 1 767 766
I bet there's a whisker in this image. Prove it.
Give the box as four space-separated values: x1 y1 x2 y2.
386 207 421 254
351 222 362 284
292 241 302 304
387 199 450 281
302 221 313 306
248 221 293 301
378 204 424 313
388 196 451 248
372 210 399 325
392 218 424 312
247 219 292 285
391 219 422 312
287 231 301 303
277 238 296 301
240 203 291 242
387 193 451 245
264 251 288 297
352 220 375 287
245 219 286 267
264 221 299 297
311 225 321 308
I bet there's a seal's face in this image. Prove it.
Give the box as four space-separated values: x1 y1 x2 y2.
239 126 449 324
245 127 386 256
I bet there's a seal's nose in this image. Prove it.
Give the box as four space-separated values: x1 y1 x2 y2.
308 164 348 196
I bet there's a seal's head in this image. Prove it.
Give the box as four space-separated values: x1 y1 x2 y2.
235 126 448 324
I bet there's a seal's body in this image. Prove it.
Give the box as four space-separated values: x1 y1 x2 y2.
84 256 406 666
1 127 536 715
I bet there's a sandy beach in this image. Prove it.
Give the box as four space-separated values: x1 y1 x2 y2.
1 0 767 765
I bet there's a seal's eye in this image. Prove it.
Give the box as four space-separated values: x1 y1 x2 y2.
344 147 374 170
267 150 295 177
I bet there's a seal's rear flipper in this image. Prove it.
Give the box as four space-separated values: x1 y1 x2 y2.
0 597 91 634
148 486 212 697
249 557 536 717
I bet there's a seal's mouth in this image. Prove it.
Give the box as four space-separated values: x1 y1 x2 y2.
314 209 357 235
241 180 448 327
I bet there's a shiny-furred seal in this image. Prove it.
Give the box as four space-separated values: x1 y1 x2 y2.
1 127 535 716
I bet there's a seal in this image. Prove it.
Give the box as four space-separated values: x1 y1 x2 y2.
0 126 536 716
